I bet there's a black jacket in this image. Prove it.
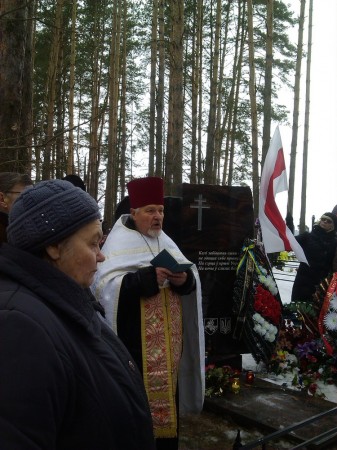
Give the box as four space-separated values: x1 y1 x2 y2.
291 226 337 302
0 244 155 450
0 211 8 244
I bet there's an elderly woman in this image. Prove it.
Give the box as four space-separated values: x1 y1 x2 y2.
291 212 337 302
0 180 155 450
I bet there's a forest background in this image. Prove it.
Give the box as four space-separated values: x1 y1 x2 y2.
0 0 324 231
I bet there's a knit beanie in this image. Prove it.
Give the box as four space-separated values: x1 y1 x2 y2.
7 179 101 253
322 212 337 231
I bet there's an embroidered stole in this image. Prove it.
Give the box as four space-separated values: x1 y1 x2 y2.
141 287 182 438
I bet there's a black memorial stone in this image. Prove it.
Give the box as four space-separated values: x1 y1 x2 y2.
175 183 255 367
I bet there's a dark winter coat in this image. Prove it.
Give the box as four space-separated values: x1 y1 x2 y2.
291 226 337 302
0 244 155 450
0 211 8 244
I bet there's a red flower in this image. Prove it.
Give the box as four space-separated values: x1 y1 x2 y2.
253 285 281 325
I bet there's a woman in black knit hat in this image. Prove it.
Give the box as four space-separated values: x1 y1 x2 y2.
0 179 155 450
291 212 337 302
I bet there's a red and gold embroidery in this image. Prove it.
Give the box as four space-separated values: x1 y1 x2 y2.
141 287 182 438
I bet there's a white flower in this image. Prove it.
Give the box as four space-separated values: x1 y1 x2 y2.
260 321 268 331
265 332 276 342
253 313 262 323
329 294 337 311
254 324 263 335
286 353 298 364
260 326 267 336
253 312 278 341
257 272 279 296
324 311 337 331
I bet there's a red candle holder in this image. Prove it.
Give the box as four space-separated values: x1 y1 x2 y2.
245 370 255 385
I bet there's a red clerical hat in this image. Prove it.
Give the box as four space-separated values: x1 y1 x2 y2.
127 177 164 209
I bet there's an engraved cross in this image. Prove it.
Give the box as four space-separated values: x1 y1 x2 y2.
190 194 210 231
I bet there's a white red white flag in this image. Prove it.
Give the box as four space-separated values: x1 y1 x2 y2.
258 126 308 264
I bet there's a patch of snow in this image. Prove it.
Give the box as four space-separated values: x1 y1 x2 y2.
272 261 298 305
242 354 337 404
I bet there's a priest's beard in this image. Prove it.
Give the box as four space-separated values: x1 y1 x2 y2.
148 229 162 238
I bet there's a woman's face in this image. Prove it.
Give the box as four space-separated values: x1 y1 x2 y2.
0 183 31 212
319 215 335 233
47 219 105 288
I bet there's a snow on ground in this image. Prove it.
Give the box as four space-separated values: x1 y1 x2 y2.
272 261 298 305
242 353 337 403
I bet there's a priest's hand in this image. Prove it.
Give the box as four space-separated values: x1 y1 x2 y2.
167 271 187 287
155 267 171 286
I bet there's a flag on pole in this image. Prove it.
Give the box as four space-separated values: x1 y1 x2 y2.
259 126 308 264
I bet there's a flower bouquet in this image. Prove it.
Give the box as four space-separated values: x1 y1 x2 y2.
232 238 283 364
205 364 240 398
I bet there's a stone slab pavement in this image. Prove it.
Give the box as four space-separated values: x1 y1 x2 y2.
203 376 337 449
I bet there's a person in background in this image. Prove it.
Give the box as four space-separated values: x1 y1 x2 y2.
92 176 204 450
0 172 33 244
62 173 86 191
0 179 155 450
291 212 337 303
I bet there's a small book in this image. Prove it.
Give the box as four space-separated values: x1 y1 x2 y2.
150 249 193 273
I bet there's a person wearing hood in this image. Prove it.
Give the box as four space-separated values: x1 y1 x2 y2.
0 179 155 450
291 212 337 302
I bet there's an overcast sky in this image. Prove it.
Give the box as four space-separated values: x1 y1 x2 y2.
277 0 337 229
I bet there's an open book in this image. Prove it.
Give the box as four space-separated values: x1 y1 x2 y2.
150 249 193 273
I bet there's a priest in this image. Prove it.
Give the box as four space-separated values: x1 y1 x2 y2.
92 176 204 450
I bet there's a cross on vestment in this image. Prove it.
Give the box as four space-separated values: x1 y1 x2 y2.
190 194 210 231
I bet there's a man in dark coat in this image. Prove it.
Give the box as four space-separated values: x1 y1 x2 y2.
291 212 337 302
0 179 155 450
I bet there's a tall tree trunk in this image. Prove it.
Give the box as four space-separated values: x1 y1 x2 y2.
105 0 121 227
204 0 221 184
88 3 102 199
222 0 243 185
155 0 165 177
0 0 33 172
214 1 230 184
189 0 203 184
119 0 127 198
42 0 64 180
67 0 77 175
197 1 204 184
165 0 184 194
299 0 312 233
261 0 273 165
247 0 259 217
288 0 306 217
55 43 64 178
228 26 245 186
149 0 158 176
